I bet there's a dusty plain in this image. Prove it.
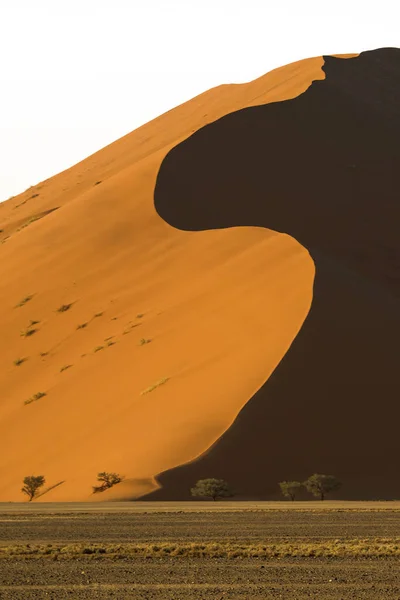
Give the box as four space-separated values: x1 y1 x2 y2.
0 502 399 599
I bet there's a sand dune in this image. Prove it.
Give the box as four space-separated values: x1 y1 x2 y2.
0 49 397 501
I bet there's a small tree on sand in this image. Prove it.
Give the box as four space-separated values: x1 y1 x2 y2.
21 475 45 501
303 473 341 501
190 478 233 501
92 471 124 494
279 480 302 501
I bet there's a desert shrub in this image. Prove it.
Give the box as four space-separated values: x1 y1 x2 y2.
14 357 27 366
140 378 168 395
24 392 46 406
92 472 124 494
20 328 37 337
57 303 72 313
303 473 341 500
190 478 233 501
279 481 302 501
21 475 45 501
77 323 88 330
15 295 34 308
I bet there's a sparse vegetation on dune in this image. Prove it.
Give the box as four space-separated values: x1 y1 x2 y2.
76 322 88 330
13 357 27 366
15 294 34 308
139 338 151 345
93 345 104 353
56 303 73 313
24 392 46 406
60 364 72 373
140 377 169 395
20 327 37 337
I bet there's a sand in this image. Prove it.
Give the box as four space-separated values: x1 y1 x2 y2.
1 49 397 502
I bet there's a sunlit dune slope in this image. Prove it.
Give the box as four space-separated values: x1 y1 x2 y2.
0 55 328 501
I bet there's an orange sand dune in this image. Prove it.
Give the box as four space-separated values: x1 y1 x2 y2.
2 50 396 503
0 55 326 501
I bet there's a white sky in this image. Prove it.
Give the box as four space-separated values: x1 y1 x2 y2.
0 0 399 201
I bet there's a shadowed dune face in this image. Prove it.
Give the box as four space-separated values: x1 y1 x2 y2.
155 49 399 295
152 48 400 499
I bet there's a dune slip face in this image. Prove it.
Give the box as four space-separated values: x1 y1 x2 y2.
0 49 398 502
151 48 400 500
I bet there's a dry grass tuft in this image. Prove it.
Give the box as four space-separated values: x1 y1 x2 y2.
15 295 34 308
24 392 46 406
13 357 27 366
57 303 73 313
140 377 169 395
2 538 400 560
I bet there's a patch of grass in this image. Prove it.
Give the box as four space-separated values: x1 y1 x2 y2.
60 365 72 373
94 312 103 318
24 392 46 406
14 357 27 366
139 338 151 346
57 303 73 313
94 345 104 353
111 317 118 321
106 340 116 347
20 328 37 338
2 538 400 559
123 323 141 335
140 377 169 396
76 322 88 330
15 295 34 308
94 181 102 186
1 236 10 244
136 313 144 319
39 351 48 357
29 319 40 327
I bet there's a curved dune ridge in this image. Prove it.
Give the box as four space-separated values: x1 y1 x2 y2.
0 49 396 502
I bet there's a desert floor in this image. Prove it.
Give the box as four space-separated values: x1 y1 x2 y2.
0 502 399 598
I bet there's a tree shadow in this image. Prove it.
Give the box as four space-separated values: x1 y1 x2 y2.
150 48 400 499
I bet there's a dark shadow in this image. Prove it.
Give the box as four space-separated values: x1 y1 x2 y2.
149 48 400 499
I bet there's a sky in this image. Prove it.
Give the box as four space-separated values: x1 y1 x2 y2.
0 0 399 201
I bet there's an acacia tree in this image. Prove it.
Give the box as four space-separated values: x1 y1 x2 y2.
303 473 341 500
21 475 45 501
92 472 124 494
279 481 302 501
190 478 233 501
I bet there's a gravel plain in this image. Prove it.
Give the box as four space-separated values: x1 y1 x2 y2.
0 503 399 599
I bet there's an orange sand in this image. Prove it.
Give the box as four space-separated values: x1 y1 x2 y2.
0 56 327 501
